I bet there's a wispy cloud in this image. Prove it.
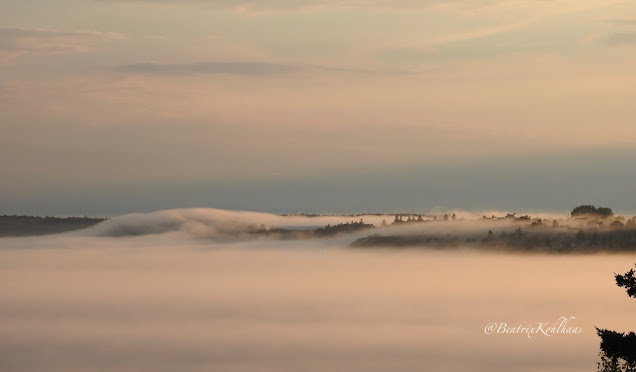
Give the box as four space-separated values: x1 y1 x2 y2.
601 18 636 46
605 19 636 26
0 27 124 63
115 61 296 75
113 61 402 76
374 15 554 65
605 32 636 46
378 36 546 64
97 0 502 13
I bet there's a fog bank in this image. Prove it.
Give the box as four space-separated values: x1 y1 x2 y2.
2 231 636 371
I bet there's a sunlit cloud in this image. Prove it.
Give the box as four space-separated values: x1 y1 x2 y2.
0 27 125 64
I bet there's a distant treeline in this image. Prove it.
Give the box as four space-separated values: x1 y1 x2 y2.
315 220 374 236
350 206 636 253
351 227 636 253
253 220 375 239
279 212 437 218
0 215 107 237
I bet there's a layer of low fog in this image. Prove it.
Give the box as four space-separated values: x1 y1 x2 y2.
2 208 636 371
77 207 565 240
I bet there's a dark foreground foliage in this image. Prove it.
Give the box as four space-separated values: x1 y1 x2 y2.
598 265 636 371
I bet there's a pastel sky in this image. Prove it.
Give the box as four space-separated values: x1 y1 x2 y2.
2 0 636 215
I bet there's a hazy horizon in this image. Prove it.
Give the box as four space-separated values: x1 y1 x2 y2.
3 146 636 216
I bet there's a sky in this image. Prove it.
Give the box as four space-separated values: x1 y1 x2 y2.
2 0 636 216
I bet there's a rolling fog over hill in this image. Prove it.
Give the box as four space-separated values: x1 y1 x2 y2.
4 205 636 253
1 207 636 371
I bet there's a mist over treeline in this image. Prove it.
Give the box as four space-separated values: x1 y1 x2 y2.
352 205 636 252
3 204 634 254
3 204 636 254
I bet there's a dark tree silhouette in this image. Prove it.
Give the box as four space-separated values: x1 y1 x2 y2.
597 265 636 371
598 207 615 217
572 205 614 217
616 267 636 299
